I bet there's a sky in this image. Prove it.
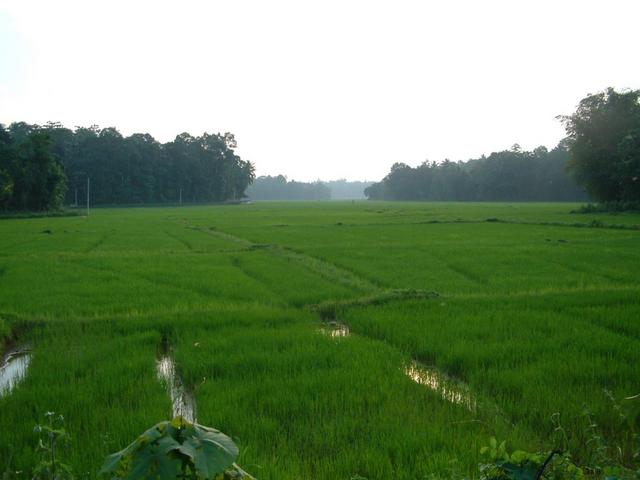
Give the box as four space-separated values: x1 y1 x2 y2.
0 0 638 182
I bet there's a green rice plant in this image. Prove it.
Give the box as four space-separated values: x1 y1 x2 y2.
1 202 639 479
578 393 640 479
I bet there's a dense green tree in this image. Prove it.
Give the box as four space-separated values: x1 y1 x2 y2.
0 126 15 208
365 143 588 202
362 180 387 200
0 169 12 207
560 87 640 202
0 127 66 211
430 160 473 200
0 122 254 210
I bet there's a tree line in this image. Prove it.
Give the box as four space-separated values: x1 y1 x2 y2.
367 88 640 204
2 88 636 210
365 143 588 201
0 122 255 211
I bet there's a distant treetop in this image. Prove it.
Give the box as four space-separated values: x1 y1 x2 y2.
0 122 255 210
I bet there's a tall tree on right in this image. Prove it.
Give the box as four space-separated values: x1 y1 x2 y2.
560 88 640 202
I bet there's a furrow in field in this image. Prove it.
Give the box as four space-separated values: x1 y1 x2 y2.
538 257 628 285
193 226 381 293
228 255 286 302
309 289 440 318
582 319 640 343
84 232 112 253
447 284 640 300
60 258 212 301
269 245 381 292
195 226 253 247
307 218 640 231
164 230 194 251
482 218 640 231
568 301 640 342
445 263 489 287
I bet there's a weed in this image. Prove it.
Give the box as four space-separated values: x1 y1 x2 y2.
32 412 73 480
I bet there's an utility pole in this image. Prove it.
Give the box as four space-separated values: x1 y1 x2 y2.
86 177 90 216
179 188 182 206
74 188 78 207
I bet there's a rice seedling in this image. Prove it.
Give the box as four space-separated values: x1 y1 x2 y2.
0 202 638 478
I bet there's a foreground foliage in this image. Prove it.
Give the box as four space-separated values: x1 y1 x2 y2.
478 438 582 480
101 417 250 480
32 412 73 480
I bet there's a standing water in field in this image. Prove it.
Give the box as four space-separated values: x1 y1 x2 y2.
319 321 350 338
405 361 476 412
0 346 31 397
156 351 197 423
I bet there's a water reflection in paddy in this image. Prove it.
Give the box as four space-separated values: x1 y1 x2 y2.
0 347 31 397
319 321 350 338
405 360 476 412
156 354 197 423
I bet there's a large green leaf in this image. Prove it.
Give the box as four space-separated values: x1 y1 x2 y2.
181 424 239 478
100 450 127 476
100 421 182 479
101 419 242 480
123 436 182 480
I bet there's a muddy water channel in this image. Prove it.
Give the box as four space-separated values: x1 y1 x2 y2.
405 360 476 412
0 346 31 397
156 354 197 423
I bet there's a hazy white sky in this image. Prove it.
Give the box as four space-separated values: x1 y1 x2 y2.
0 0 638 181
